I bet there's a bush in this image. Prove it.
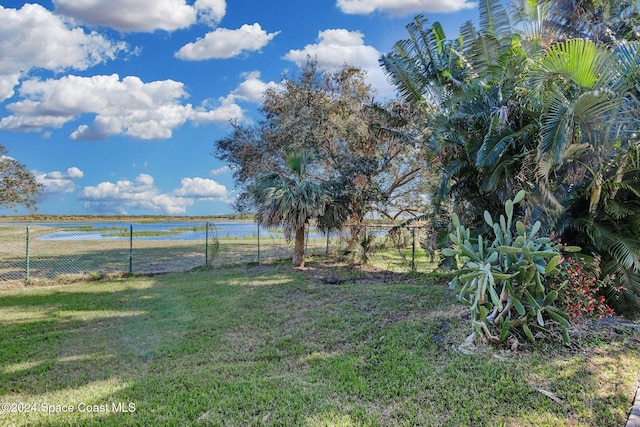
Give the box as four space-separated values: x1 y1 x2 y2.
549 255 618 320
444 191 575 346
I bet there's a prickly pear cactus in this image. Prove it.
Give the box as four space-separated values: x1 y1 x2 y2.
443 190 576 346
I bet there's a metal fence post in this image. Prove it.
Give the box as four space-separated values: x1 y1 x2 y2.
411 227 416 272
25 225 30 281
257 223 260 264
326 232 330 256
129 224 133 274
305 227 309 254
205 222 209 265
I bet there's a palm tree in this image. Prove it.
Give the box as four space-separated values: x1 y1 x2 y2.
251 153 331 267
381 0 530 227
524 38 640 316
382 0 640 316
563 147 640 316
536 0 640 44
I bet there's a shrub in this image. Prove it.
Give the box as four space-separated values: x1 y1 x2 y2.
549 255 618 320
444 191 576 346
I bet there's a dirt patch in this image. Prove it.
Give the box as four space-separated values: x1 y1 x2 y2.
294 256 443 286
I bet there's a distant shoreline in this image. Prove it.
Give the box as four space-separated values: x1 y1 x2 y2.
0 213 256 223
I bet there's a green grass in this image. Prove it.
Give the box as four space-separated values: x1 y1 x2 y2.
0 262 638 426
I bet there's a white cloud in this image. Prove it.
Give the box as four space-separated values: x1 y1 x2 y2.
79 174 190 215
193 71 280 122
210 165 232 176
229 71 281 103
284 29 394 97
191 95 245 124
336 0 476 16
176 23 280 60
0 4 126 102
78 174 229 215
67 167 84 179
195 0 226 26
35 166 84 195
174 177 228 199
0 74 246 140
53 0 226 32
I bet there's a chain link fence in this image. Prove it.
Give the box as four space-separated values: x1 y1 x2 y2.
0 221 439 288
352 224 442 272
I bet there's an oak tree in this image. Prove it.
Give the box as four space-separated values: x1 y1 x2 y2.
0 144 42 211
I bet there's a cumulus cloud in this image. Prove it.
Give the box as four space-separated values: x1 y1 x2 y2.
191 71 280 124
210 165 233 176
228 71 281 103
174 177 228 199
195 0 226 26
78 174 229 215
176 23 280 60
35 167 85 195
336 0 476 16
0 4 126 102
53 0 226 32
284 29 394 97
0 74 250 140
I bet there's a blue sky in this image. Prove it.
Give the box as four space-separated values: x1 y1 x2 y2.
0 0 477 216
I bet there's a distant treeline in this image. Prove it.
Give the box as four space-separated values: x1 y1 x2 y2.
0 213 257 222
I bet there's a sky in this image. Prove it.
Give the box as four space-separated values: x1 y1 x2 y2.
0 0 478 216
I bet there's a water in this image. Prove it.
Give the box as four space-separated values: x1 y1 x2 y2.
23 221 326 241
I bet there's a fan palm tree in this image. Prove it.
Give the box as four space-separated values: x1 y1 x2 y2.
382 0 640 316
381 0 531 227
525 39 631 209
251 153 331 267
524 38 640 315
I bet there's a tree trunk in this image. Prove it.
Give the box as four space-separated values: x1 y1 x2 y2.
293 224 305 267
346 212 364 254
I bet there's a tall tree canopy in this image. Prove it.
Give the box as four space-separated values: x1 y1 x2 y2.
0 144 42 211
214 60 430 245
381 0 640 316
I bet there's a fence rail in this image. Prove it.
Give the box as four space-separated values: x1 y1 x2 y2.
0 221 436 287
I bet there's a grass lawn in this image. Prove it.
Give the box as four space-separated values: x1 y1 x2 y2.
0 259 638 426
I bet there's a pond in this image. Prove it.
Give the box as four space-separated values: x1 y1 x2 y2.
26 221 327 241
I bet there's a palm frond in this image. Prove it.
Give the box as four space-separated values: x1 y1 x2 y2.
576 219 640 271
539 92 571 160
608 180 640 198
535 153 564 209
379 53 425 105
478 0 512 40
602 260 640 318
539 39 612 89
477 123 537 168
466 35 503 79
612 41 640 91
437 159 468 202
559 142 590 161
572 89 622 132
252 154 332 240
603 199 636 219
381 14 464 105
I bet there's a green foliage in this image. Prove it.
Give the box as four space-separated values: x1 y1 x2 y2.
206 223 220 267
548 255 617 320
214 60 430 236
358 232 375 265
252 153 331 267
445 191 573 346
0 144 42 211
382 0 640 319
